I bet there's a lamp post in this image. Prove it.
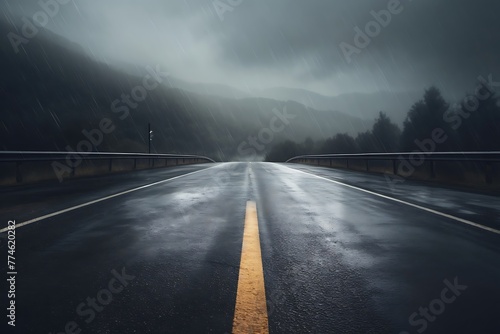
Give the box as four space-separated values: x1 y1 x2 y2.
148 123 153 154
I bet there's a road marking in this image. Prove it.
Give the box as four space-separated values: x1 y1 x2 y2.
0 166 217 233
233 201 269 334
284 165 500 236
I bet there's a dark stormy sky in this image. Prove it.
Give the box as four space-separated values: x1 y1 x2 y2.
2 0 500 99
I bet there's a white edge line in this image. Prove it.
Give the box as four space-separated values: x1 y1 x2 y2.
283 165 500 236
0 165 217 233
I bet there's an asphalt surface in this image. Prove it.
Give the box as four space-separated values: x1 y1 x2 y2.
1 162 499 333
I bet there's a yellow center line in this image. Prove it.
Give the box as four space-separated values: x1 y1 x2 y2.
232 201 269 334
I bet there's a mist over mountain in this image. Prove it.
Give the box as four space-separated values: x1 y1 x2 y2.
0 21 371 161
163 77 250 101
249 87 422 124
153 81 420 125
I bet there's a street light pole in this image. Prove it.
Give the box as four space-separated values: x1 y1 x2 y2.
148 123 152 154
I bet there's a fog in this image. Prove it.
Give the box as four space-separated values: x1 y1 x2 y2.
1 0 499 160
3 0 500 98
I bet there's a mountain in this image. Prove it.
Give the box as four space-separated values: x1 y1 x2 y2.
164 77 250 100
158 78 420 125
250 87 421 124
0 20 371 161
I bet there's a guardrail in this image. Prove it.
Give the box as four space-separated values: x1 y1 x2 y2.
0 151 215 185
286 152 500 186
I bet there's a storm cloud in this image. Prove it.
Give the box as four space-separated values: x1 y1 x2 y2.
2 0 500 98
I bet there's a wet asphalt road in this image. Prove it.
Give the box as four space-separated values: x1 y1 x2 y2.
1 162 500 334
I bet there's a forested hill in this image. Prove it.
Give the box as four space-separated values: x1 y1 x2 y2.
0 21 371 161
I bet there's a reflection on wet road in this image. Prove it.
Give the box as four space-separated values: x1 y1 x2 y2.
1 162 499 333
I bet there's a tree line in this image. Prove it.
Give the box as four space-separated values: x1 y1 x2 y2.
265 83 500 162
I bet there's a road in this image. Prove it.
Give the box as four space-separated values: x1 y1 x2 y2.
1 162 500 333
